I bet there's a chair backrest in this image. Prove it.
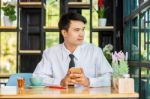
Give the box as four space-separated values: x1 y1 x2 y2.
7 73 32 86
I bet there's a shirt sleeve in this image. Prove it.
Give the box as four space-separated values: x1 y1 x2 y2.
89 47 113 87
33 50 62 85
89 73 111 87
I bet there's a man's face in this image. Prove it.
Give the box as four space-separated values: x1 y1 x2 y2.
62 20 85 46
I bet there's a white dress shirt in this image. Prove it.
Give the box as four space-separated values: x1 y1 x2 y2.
33 42 113 87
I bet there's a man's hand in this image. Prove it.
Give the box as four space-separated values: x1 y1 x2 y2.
61 68 90 87
70 68 90 87
60 70 76 86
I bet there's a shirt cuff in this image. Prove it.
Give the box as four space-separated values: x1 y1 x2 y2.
89 77 111 87
53 78 62 85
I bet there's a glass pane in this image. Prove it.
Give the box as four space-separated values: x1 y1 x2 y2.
124 21 131 58
46 0 59 27
124 0 139 17
124 16 141 61
130 66 139 92
0 32 17 74
123 0 130 17
46 32 59 48
92 0 98 27
131 0 139 11
141 10 150 61
131 18 140 61
82 10 90 43
92 32 98 46
92 8 99 28
141 67 150 99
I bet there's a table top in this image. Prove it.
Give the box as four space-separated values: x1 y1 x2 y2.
0 86 139 99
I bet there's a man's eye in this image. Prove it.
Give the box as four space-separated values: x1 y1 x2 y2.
74 29 80 31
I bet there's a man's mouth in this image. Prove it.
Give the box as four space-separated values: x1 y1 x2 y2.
77 39 83 41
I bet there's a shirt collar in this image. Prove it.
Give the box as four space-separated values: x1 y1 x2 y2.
61 43 82 61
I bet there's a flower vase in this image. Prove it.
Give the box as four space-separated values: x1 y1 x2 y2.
98 18 107 26
111 76 134 93
3 16 13 26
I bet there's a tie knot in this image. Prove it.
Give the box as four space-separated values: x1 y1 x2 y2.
69 54 74 59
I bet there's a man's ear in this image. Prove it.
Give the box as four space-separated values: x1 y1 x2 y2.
61 30 67 38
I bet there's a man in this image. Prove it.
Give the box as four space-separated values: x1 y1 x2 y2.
33 12 113 87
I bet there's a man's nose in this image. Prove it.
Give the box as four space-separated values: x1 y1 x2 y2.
79 30 84 36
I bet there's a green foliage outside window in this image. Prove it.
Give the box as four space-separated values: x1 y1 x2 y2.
0 32 16 74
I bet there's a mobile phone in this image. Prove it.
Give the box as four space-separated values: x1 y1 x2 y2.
70 67 82 74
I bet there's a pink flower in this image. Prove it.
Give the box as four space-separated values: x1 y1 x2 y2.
112 53 118 63
125 52 128 61
112 51 128 63
117 51 125 61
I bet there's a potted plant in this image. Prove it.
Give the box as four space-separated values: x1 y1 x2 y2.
111 51 129 78
111 51 134 93
1 1 17 26
96 0 107 26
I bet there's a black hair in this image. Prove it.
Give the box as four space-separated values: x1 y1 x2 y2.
58 12 87 31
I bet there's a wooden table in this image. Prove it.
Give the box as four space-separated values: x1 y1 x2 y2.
0 86 139 99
